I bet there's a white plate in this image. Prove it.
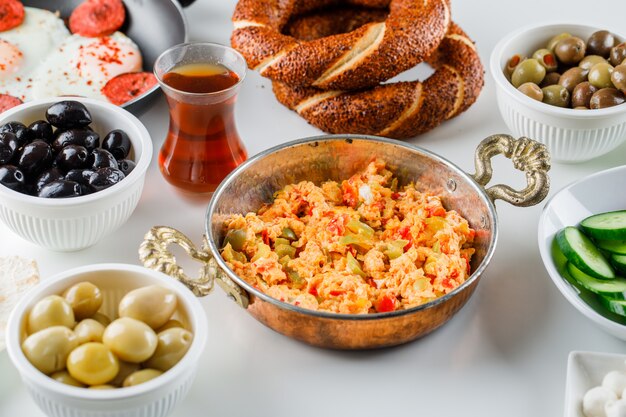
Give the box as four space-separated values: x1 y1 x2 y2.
565 351 626 417
538 165 626 340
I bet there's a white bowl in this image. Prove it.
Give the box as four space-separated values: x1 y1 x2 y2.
490 23 626 163
0 97 152 251
538 165 626 340
5 263 208 417
565 351 626 417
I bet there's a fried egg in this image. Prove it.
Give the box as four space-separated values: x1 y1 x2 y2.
0 7 69 101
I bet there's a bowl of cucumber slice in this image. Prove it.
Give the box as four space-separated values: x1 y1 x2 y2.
539 165 626 340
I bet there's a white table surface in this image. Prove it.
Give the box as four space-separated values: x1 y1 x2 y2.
2 0 626 416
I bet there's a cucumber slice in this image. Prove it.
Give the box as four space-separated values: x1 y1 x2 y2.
567 263 626 299
612 254 626 275
596 240 626 255
599 296 626 317
581 210 626 240
556 226 615 280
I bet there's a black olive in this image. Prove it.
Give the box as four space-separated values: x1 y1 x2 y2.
0 121 34 147
0 165 26 192
34 167 64 192
28 120 54 143
17 140 53 176
88 167 125 191
0 132 19 164
117 159 136 176
102 129 131 160
55 145 90 172
38 180 82 198
51 128 100 153
65 169 95 195
87 148 118 170
45 101 92 128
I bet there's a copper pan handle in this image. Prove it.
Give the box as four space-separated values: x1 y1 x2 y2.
139 226 249 308
471 134 551 207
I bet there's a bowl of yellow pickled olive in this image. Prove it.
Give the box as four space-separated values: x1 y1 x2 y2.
490 23 626 163
5 264 207 417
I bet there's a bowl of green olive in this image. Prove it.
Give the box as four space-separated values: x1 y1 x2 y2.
490 23 626 163
5 263 207 417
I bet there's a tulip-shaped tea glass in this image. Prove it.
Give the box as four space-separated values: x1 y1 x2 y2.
154 42 247 195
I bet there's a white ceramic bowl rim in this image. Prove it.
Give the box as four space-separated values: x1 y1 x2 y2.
538 165 626 334
490 21 626 119
5 263 208 401
0 98 153 207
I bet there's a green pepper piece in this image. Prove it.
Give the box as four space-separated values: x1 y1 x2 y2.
346 219 375 238
275 244 296 259
287 269 304 286
280 227 297 241
274 238 291 247
251 243 271 262
222 243 247 263
384 239 410 259
346 252 367 278
279 255 291 267
223 229 247 252
339 235 373 250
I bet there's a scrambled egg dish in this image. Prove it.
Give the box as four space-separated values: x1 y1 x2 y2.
220 160 476 314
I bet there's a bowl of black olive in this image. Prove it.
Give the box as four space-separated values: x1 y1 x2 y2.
490 23 626 163
0 98 152 251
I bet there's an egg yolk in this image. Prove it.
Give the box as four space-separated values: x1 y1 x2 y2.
75 36 141 83
0 39 23 80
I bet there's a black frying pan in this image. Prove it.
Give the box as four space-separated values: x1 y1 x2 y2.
24 0 196 110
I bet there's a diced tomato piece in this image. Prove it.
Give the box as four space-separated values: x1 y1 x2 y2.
308 286 318 296
341 181 358 208
391 192 400 200
328 216 346 235
367 278 378 288
261 229 270 245
427 206 446 217
329 290 345 296
450 269 459 279
467 229 476 240
375 294 396 313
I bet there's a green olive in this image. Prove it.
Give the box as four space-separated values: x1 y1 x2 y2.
610 43 626 67
540 72 561 87
517 82 543 101
579 55 608 71
547 32 572 51
102 317 158 363
587 30 618 58
89 385 116 390
62 282 103 320
223 229 246 252
28 295 75 334
122 369 163 388
67 342 119 386
588 62 615 88
22 326 78 374
542 84 570 107
559 67 588 93
157 319 186 333
118 285 177 330
90 312 111 327
108 360 140 387
50 371 85 387
511 58 546 88
590 88 625 109
144 328 193 372
532 48 558 72
74 319 105 345
571 82 598 108
504 54 525 79
555 37 586 65
611 64 626 92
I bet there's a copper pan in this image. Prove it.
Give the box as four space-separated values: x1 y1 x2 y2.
139 134 550 349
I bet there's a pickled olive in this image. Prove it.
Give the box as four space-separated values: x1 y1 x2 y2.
63 282 103 319
108 361 140 387
17 140 53 175
572 82 598 108
144 328 193 372
118 285 177 330
87 148 118 170
157 320 186 333
0 132 18 164
88 167 125 191
55 145 90 172
28 120 53 143
91 312 111 327
38 180 83 198
67 342 119 386
540 72 561 87
610 43 626 67
117 159 135 176
102 130 131 160
532 48 558 72
587 30 617 58
511 58 546 87
579 55 608 71
45 101 92 128
611 65 626 92
0 121 33 147
122 369 163 388
517 83 544 101
504 54 525 78
74 319 106 344
555 37 586 65
52 129 100 153
280 227 298 241
28 295 75 334
542 84 570 107
590 88 625 109
223 229 247 251
102 317 158 363
50 371 85 388
35 168 64 193
22 326 78 374
547 32 572 51
0 165 25 192
558 67 589 93
588 62 615 89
